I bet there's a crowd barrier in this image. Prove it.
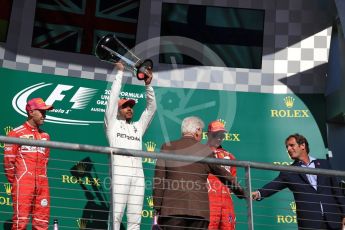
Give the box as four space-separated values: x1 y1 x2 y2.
0 136 345 230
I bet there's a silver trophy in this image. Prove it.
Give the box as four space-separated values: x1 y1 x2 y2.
95 34 153 80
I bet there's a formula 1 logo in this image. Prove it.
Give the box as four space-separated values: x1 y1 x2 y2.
12 82 102 125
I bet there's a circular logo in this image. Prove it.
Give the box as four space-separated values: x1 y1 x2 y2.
40 198 48 207
129 36 237 166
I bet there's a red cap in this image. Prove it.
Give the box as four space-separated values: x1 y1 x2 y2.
118 98 136 108
208 120 227 133
25 98 53 112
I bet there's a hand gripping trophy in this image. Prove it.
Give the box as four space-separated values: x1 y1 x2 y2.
95 34 153 80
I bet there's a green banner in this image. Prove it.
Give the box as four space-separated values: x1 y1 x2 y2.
0 67 326 229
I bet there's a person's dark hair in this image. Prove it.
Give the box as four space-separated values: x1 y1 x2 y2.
285 133 310 153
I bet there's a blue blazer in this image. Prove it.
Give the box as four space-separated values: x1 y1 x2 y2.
258 159 345 229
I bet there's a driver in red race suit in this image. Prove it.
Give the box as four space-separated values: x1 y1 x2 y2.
4 98 53 230
207 120 237 230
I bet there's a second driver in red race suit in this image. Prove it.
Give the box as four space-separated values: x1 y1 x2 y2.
207 120 237 230
4 98 53 230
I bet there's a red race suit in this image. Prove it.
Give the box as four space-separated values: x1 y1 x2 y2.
207 147 236 230
4 122 50 230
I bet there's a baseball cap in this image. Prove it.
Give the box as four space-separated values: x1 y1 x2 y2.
118 98 136 108
208 120 227 133
25 98 53 112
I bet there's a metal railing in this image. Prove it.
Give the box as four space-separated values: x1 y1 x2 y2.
1 135 345 230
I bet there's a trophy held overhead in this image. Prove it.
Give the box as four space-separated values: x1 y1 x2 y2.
95 34 153 81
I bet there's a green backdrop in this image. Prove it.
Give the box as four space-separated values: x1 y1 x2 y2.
0 67 326 229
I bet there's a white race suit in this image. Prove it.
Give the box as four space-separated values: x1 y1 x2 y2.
104 71 156 230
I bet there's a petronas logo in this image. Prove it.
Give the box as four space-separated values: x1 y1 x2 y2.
4 183 12 195
146 196 154 208
284 96 295 108
77 218 87 230
145 141 156 152
290 201 296 213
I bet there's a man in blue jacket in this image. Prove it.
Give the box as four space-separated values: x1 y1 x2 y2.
252 133 345 229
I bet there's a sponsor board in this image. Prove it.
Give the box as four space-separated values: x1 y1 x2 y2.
12 82 145 125
0 67 327 230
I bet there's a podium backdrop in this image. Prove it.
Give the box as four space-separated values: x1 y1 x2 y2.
0 67 326 229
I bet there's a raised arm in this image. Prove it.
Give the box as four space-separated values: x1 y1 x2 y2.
104 64 124 129
138 69 157 134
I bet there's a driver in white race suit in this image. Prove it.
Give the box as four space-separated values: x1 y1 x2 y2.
104 62 156 230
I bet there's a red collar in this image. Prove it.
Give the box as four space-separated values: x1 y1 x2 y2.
24 121 39 131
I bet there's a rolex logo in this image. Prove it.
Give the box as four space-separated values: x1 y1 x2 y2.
4 126 13 135
0 126 13 149
4 183 12 195
271 96 309 118
290 201 296 213
276 201 297 224
75 162 87 175
284 96 295 108
77 218 87 230
145 141 156 152
147 196 154 208
217 119 226 127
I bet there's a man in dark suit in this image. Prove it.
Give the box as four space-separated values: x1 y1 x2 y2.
252 133 345 229
153 116 245 230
